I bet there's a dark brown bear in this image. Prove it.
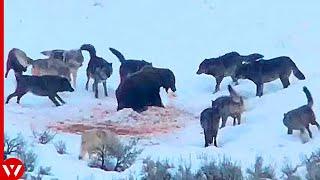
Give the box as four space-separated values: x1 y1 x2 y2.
116 66 176 112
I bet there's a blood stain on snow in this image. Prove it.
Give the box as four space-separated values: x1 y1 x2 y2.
49 106 197 137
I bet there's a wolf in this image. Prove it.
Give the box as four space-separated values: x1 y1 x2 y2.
31 58 72 82
234 56 305 97
79 129 118 160
5 48 33 78
109 47 152 82
212 85 245 128
5 75 74 106
283 87 319 142
200 107 221 147
80 44 113 98
116 66 176 112
41 48 84 88
196 52 263 93
5 48 72 82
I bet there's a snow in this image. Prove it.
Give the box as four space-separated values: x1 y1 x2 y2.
4 0 320 179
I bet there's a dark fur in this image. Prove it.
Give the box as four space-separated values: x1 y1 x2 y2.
116 66 176 112
81 44 113 98
6 75 74 106
200 107 221 147
5 48 33 78
283 87 319 140
235 56 305 97
109 48 152 82
196 52 263 92
212 85 244 128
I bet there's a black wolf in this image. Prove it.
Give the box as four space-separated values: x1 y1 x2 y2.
6 75 74 106
212 85 245 128
200 107 220 147
196 52 263 93
283 87 319 141
116 66 176 112
235 56 305 97
81 44 113 98
109 48 152 82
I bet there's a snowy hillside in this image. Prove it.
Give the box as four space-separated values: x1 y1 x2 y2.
4 0 320 179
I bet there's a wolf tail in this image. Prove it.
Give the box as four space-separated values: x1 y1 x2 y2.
80 44 96 59
109 48 125 63
303 86 313 107
288 58 305 80
228 85 242 103
5 49 15 78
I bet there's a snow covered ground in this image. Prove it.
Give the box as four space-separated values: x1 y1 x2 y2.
4 0 320 179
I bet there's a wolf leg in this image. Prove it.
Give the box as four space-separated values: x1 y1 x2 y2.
287 128 293 134
85 72 90 91
16 91 28 104
214 76 223 93
49 96 61 106
213 136 218 147
6 92 19 104
55 94 66 104
220 116 227 129
103 81 108 96
72 71 77 89
306 126 313 138
256 83 264 97
94 81 99 98
280 76 290 88
237 114 241 125
204 130 209 147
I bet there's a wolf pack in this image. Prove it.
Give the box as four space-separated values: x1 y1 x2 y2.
5 44 319 153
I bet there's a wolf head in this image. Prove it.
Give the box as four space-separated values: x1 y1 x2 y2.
59 77 74 92
95 62 113 80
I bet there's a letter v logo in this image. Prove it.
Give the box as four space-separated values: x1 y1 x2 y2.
0 158 25 180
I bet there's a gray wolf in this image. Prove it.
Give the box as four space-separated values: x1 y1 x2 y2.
5 48 33 78
79 129 118 160
283 87 319 142
212 85 245 128
234 56 305 97
41 48 84 88
196 52 263 93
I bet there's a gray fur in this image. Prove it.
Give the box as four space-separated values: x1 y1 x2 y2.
235 56 305 97
41 48 84 88
212 85 245 129
31 58 71 82
283 87 319 141
196 52 263 93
